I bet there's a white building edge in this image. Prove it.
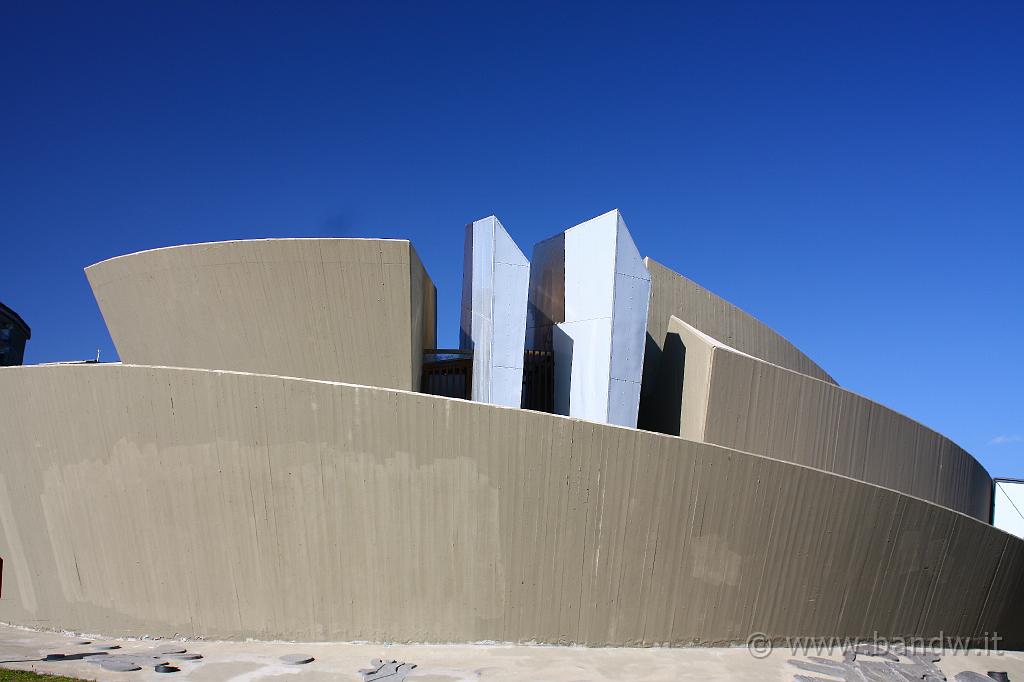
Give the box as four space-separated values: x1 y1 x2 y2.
994 478 1024 540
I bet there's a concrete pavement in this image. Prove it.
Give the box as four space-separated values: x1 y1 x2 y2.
1 623 1023 681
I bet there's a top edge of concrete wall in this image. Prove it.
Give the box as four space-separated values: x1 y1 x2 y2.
639 258 837 435
676 316 985 469
0 359 1001 535
666 315 991 520
85 237 416 271
644 257 834 383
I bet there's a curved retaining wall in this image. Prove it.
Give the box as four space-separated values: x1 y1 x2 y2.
640 258 834 433
664 316 991 520
85 239 436 391
0 364 1020 646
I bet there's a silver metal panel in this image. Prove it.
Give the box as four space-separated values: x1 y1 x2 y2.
527 210 649 427
460 216 529 407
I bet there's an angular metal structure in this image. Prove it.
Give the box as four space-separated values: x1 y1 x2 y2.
460 216 530 407
526 210 650 427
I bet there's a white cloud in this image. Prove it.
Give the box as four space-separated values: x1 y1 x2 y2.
990 435 1024 445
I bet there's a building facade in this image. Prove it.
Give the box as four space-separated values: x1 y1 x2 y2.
0 221 1021 648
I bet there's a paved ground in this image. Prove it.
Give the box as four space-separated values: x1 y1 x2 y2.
0 624 1022 681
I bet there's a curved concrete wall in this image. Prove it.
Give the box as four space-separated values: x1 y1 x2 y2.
0 363 1020 646
86 239 436 391
663 316 991 520
639 259 834 433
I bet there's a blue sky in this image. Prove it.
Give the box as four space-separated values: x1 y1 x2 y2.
2 2 1021 477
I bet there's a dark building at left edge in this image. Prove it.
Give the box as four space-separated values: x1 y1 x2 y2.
0 302 30 366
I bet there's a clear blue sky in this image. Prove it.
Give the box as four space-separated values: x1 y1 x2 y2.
2 2 1021 477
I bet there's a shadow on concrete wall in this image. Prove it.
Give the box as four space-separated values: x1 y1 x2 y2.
638 331 685 437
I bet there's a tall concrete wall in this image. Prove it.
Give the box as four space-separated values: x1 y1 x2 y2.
0 363 1020 646
665 316 992 520
639 259 834 433
86 239 436 391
